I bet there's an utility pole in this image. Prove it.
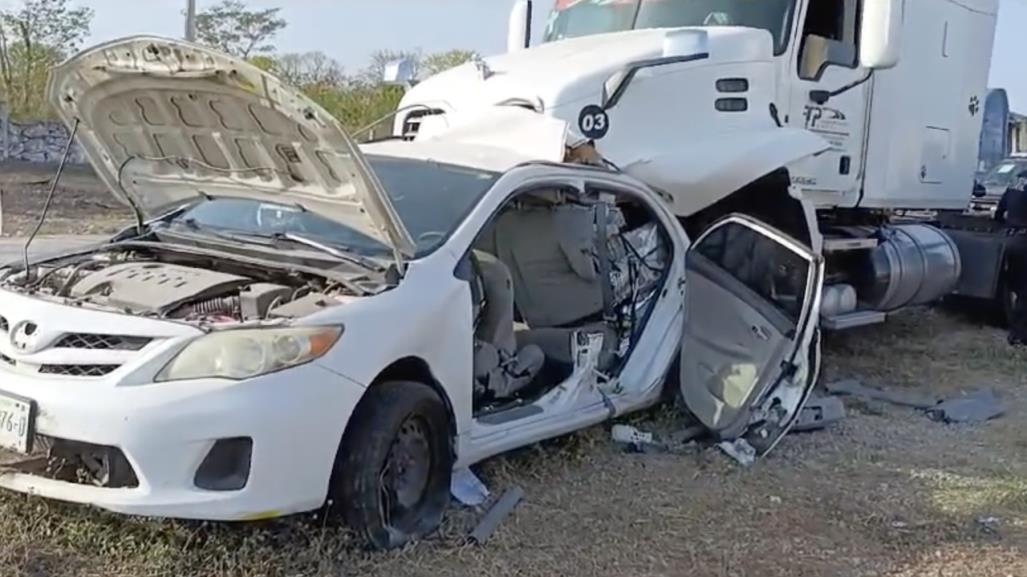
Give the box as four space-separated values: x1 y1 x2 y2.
184 0 197 42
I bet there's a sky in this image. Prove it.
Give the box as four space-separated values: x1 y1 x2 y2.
3 0 1026 110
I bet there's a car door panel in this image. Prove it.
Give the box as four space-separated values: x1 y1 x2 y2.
682 258 793 437
680 215 823 457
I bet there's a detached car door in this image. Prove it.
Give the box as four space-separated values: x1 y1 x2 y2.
680 214 824 458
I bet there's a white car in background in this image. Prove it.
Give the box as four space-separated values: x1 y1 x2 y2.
0 37 824 550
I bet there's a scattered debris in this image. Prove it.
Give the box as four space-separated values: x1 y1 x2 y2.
828 379 1005 425
926 389 1004 424
610 423 705 454
718 439 757 467
451 468 490 507
825 379 938 409
613 395 848 466
792 395 847 432
611 424 656 447
976 515 1002 537
468 486 525 546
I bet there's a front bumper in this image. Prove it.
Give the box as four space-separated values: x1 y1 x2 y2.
0 361 365 520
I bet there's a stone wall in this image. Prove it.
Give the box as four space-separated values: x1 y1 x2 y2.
1 103 86 165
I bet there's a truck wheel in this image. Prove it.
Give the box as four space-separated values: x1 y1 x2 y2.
329 381 453 550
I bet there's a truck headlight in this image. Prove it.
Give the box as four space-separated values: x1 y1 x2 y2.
156 326 343 382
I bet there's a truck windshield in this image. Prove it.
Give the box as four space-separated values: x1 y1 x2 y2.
544 0 796 53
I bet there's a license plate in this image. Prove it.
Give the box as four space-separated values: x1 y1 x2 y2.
0 391 34 454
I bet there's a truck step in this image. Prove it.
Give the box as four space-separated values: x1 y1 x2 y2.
821 310 887 330
823 237 879 253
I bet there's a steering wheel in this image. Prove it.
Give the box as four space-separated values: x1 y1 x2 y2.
256 203 309 233
703 12 733 26
416 231 446 248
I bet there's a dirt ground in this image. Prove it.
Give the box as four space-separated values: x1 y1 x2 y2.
0 163 1025 577
0 162 132 236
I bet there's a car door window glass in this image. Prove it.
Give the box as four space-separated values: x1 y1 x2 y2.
694 222 810 321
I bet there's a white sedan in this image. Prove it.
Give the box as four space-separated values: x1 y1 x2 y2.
0 37 823 550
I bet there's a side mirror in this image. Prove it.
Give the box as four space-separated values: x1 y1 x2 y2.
859 0 903 69
602 29 709 110
972 181 986 198
383 58 417 87
507 0 533 53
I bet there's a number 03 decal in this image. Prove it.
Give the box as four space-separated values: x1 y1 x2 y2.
578 104 610 140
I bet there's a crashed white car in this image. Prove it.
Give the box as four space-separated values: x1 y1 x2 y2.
0 37 823 549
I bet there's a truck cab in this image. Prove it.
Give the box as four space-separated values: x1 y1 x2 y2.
392 0 1002 330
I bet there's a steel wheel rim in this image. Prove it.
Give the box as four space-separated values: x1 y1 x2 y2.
378 415 433 530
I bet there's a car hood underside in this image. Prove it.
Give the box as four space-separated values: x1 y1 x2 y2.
48 36 415 262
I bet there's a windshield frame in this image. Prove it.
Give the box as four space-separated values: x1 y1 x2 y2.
543 0 799 56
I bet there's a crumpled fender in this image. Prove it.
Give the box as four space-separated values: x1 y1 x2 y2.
619 128 832 217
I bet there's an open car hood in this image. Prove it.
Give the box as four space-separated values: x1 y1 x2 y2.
48 36 415 264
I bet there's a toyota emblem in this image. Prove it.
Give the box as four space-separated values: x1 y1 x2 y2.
10 321 39 352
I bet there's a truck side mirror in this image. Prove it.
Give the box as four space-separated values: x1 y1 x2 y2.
859 0 903 69
507 0 533 53
383 58 417 87
602 29 709 110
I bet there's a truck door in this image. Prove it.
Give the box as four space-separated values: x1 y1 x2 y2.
680 215 824 457
785 0 870 208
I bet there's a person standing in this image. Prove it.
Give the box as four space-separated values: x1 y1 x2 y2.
995 171 1027 346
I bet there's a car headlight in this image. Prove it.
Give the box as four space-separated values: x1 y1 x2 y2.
156 326 343 382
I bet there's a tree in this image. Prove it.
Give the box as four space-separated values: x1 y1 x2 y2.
0 0 93 118
274 51 346 88
358 48 422 86
355 48 477 87
194 0 286 58
422 49 478 77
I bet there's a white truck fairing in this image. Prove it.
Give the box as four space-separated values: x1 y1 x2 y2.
400 26 831 216
396 0 999 213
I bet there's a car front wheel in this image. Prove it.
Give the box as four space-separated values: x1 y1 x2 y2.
330 380 453 550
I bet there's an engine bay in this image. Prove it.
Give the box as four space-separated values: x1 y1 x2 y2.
0 246 362 324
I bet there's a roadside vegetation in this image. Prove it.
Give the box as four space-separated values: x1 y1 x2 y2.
0 0 475 133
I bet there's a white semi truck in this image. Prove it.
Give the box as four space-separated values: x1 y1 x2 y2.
386 0 1017 329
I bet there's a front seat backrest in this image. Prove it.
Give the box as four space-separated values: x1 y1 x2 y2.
472 250 517 353
493 204 605 327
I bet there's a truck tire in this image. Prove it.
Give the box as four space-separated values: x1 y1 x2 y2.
329 380 453 550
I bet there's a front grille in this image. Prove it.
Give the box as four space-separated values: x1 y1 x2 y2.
402 108 444 140
39 364 119 377
53 333 151 351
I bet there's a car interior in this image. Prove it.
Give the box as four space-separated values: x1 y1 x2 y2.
465 186 672 415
